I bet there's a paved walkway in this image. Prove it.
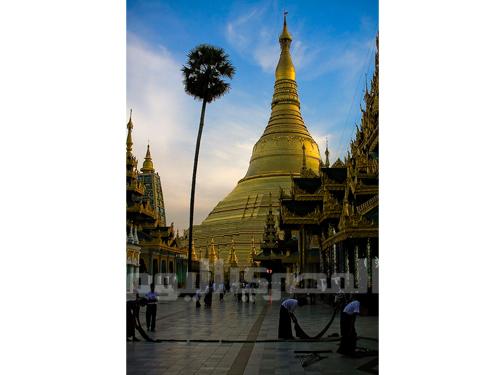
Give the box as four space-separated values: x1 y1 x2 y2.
127 294 378 374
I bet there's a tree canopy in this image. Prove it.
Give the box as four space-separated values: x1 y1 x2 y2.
182 44 235 103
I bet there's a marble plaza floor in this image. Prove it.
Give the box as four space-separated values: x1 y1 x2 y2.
127 294 378 374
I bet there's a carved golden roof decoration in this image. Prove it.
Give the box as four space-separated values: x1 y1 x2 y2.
141 143 155 173
332 158 345 168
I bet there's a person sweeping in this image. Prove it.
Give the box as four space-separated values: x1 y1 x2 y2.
278 298 306 339
337 298 360 355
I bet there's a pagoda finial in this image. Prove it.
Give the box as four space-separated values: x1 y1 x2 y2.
325 137 330 167
280 10 291 41
276 11 294 81
126 109 133 154
141 143 155 173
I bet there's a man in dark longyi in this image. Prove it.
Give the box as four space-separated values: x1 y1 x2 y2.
278 298 306 339
337 299 360 355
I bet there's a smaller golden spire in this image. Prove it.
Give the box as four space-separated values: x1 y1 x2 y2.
190 239 198 262
126 109 133 154
209 237 218 263
227 238 239 267
325 138 330 167
141 143 155 173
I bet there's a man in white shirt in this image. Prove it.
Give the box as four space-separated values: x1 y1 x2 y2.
337 298 360 355
278 298 306 339
145 284 159 332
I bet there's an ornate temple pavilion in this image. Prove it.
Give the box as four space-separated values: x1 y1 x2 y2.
193 16 322 267
126 111 189 293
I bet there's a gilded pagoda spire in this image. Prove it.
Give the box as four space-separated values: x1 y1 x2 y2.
126 109 133 155
261 193 279 254
190 239 198 262
227 238 239 267
242 13 320 181
193 15 322 267
325 138 330 167
276 12 295 81
141 143 155 173
209 237 218 263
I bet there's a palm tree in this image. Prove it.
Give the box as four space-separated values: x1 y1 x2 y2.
182 44 235 273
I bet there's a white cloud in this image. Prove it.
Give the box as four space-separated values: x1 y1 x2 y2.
127 34 267 232
225 8 261 49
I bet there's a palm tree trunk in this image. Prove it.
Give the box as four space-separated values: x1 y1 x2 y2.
188 98 207 273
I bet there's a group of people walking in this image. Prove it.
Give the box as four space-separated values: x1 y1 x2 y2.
195 282 225 308
195 281 258 308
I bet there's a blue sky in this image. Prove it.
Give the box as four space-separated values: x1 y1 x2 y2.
127 0 378 231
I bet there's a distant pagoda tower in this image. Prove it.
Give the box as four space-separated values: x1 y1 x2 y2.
227 238 239 268
261 193 279 256
138 143 167 226
324 138 330 167
194 14 321 266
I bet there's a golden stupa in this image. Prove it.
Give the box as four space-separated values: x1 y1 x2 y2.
193 15 321 266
